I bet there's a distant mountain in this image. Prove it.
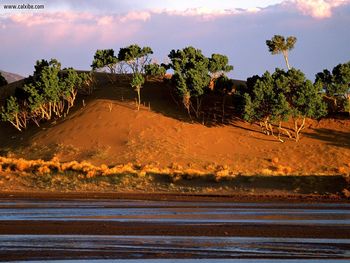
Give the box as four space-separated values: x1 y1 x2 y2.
0 70 24 84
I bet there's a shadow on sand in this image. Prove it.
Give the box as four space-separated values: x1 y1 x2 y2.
304 128 350 149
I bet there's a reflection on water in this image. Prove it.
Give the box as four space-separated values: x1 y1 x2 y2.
0 200 349 225
1 235 350 259
0 199 349 261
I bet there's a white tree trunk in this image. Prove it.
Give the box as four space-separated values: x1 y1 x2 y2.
283 51 291 70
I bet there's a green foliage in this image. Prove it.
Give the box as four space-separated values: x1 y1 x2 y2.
0 72 8 87
243 68 326 141
274 68 327 118
1 59 85 131
117 44 153 108
266 35 297 55
208 54 233 78
243 71 290 124
213 75 236 123
78 71 96 95
168 46 211 117
316 61 350 114
266 35 297 69
144 63 166 77
131 72 145 88
214 75 235 95
118 44 153 74
0 96 26 131
130 72 145 111
91 49 118 73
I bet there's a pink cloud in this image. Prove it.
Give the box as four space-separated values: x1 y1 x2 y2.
290 0 350 18
0 11 146 45
153 7 241 20
97 15 114 26
120 11 151 23
7 12 95 26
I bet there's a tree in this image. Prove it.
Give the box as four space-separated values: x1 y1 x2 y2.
208 54 234 122
243 71 291 140
274 68 327 141
168 46 211 118
118 44 153 74
243 68 326 142
208 54 233 79
316 61 350 115
1 59 85 130
144 63 166 77
0 72 8 87
266 35 297 70
117 44 153 109
91 49 118 74
0 96 27 131
213 75 235 123
130 72 145 111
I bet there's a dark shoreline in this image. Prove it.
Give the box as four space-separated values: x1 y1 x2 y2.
0 190 349 203
1 220 349 239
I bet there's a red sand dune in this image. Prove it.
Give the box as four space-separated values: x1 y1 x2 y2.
0 75 349 176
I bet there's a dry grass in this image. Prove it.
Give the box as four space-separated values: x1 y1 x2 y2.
0 156 348 187
0 156 238 182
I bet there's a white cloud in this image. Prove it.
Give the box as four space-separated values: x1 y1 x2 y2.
290 0 350 18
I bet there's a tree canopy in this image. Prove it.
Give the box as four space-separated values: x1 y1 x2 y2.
243 68 326 141
144 63 166 77
118 44 153 74
91 49 118 73
208 54 233 78
266 35 297 70
1 59 85 131
168 46 211 117
316 61 350 114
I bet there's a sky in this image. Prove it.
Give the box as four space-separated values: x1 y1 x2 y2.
0 0 349 80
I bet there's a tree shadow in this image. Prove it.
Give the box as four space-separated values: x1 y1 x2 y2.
304 128 350 149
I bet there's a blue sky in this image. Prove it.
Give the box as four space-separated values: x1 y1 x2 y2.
0 0 349 80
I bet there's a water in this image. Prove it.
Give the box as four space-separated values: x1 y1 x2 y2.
0 198 349 261
0 199 349 225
